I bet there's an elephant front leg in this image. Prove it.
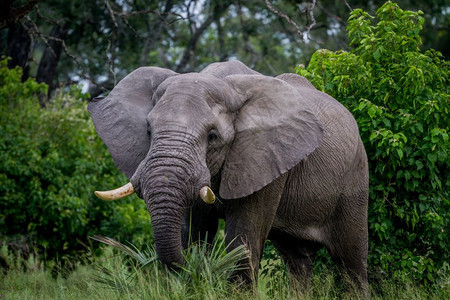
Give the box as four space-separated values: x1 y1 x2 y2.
224 175 287 286
181 203 219 249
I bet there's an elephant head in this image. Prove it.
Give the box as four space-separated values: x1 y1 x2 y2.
88 61 323 267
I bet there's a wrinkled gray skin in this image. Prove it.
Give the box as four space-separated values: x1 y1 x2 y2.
88 61 368 289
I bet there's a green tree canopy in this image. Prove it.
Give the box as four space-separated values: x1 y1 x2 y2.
298 1 449 283
1 1 448 99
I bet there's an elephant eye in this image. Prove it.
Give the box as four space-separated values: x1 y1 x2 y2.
208 130 219 144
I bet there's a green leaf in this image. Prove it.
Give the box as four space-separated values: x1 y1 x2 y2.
427 153 437 163
373 50 381 62
368 106 377 118
370 131 379 141
357 100 368 110
416 123 423 133
415 160 423 170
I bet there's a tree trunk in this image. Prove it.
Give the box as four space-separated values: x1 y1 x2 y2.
6 23 31 81
216 17 228 61
36 24 68 104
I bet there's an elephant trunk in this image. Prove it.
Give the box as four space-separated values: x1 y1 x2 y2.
137 142 205 268
148 195 185 267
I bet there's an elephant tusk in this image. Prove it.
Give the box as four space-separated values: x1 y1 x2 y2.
94 182 134 201
200 186 215 204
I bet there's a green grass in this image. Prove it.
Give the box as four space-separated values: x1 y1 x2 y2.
1 238 448 300
0 257 115 299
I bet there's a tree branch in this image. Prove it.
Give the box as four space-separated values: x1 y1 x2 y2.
104 0 118 29
343 0 353 12
303 0 317 36
117 8 183 22
317 2 346 27
265 0 318 43
176 1 232 72
0 0 40 30
265 0 306 42
20 15 108 92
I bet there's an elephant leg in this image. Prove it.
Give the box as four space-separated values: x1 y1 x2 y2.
271 238 320 288
224 175 287 285
181 204 219 249
326 194 368 291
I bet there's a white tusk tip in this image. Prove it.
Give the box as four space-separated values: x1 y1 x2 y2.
94 182 134 201
200 186 215 204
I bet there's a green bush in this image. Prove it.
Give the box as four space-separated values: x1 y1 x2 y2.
297 1 449 283
0 59 151 264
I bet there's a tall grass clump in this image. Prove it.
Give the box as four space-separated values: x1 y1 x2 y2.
1 237 448 299
88 236 450 299
91 236 251 299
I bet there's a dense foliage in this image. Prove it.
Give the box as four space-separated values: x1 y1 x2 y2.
297 1 449 283
1 1 448 98
0 59 151 264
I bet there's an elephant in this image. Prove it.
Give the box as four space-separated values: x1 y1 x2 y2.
88 60 369 289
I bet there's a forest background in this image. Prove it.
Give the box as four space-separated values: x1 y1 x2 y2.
0 0 448 298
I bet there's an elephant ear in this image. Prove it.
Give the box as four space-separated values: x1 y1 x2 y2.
219 74 324 199
88 67 177 178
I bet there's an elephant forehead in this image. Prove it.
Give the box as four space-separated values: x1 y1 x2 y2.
150 75 229 122
155 73 232 105
149 97 207 120
147 93 220 134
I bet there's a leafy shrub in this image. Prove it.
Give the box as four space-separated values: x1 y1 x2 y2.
297 1 449 283
0 59 151 264
260 240 289 298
